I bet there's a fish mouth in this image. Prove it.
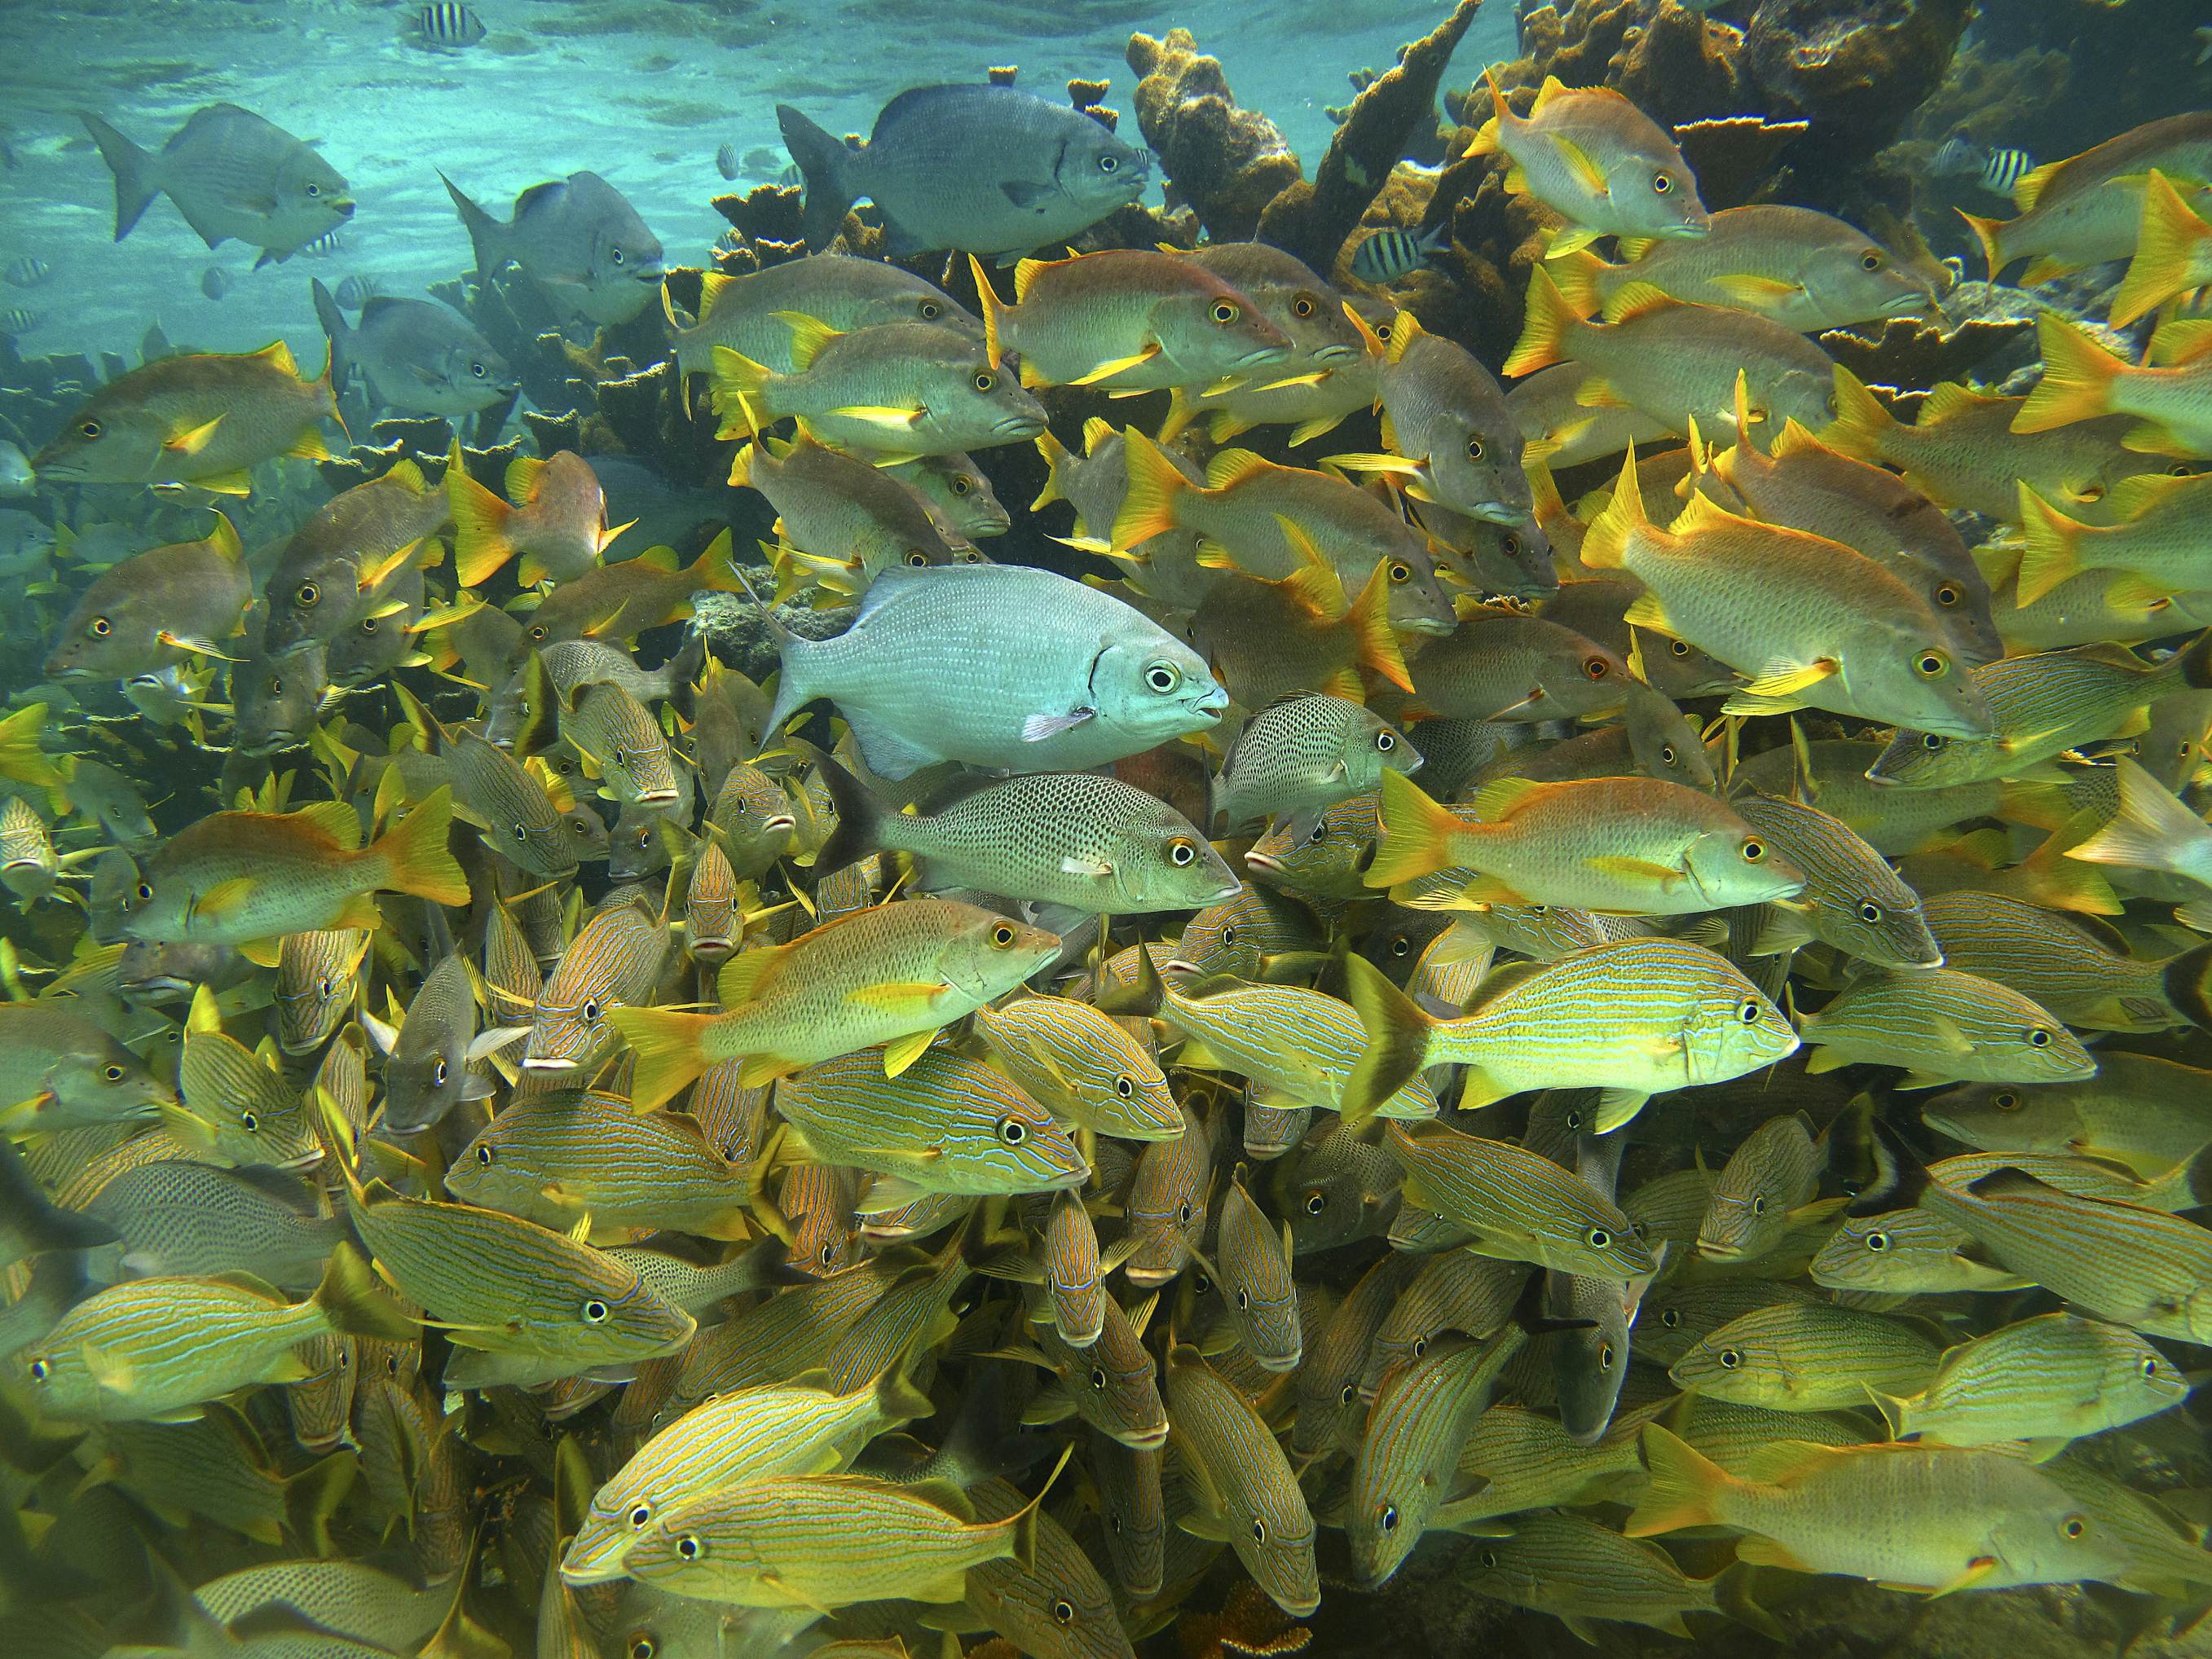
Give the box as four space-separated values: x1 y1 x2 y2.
1309 342 1361 365
993 412 1048 439
331 199 357 218
557 1534 627 1586
1117 1421 1171 1450
634 787 682 806
1674 215 1712 237
690 938 735 960
763 813 796 834
522 1055 580 1072
1229 344 1293 371
1400 614 1456 637
1161 957 1202 979
1465 499 1524 525
1243 851 1285 874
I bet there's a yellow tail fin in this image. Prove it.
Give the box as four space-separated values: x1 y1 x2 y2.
1546 246 1615 319
1502 266 1582 380
1031 428 1070 512
1342 553 1411 693
1819 364 1897 463
2014 315 2124 433
2011 482 2088 607
1109 429 1189 552
606 1006 715 1110
1623 1424 1735 1537
1956 209 2007 281
1462 68 1509 158
1365 769 1471 889
1577 446 1648 572
2111 171 2211 329
368 785 470 908
447 442 517 588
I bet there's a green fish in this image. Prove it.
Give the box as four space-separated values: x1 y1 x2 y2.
1922 1054 2212 1177
1381 1120 1652 1279
1462 1507 1741 1643
1730 791 1944 969
1695 1111 1835 1264
1212 693 1421 833
1668 1300 1941 1411
969 997 1181 1141
1798 966 2095 1087
1872 1311 2188 1447
1165 1343 1320 1617
1807 1207 2031 1296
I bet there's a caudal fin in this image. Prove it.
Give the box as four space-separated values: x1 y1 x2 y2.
0 704 67 794
709 346 778 439
1547 246 1615 319
82 114 159 242
2012 482 2090 607
1502 266 1583 379
1956 209 2007 281
1340 953 1434 1126
368 785 470 908
2065 756 2210 888
1819 364 1898 463
312 1240 418 1342
778 103 859 251
1623 1424 1734 1536
605 1006 715 1110
280 1450 359 1558
1110 428 1190 552
310 278 352 393
2014 315 2124 433
439 171 509 282
1342 552 1411 693
1365 768 1470 889
2111 171 2212 329
447 442 518 587
809 746 892 876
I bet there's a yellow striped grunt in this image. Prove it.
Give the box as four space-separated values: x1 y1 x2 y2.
1873 1310 2188 1447
1164 1343 1320 1617
1668 1300 1941 1411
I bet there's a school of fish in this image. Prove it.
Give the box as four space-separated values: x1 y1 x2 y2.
0 37 2210 1659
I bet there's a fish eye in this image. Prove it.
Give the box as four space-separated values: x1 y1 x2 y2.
1381 1504 1399 1532
1865 1230 1890 1252
1993 1091 2020 1111
104 1063 126 1081
2027 1028 2052 1048
2064 1516 2086 1540
948 473 976 497
89 616 112 636
1860 250 1883 271
1053 1598 1077 1626
1340 1382 1357 1405
998 1116 1028 1145
1305 1190 1326 1216
990 922 1017 948
973 370 996 394
469 361 489 379
1751 1195 1767 1216
1586 1226 1611 1248
1144 662 1179 693
1739 999 1762 1023
1099 154 1120 174
1090 1366 1108 1390
1935 583 1960 606
819 1242 835 1265
1741 838 1766 862
1236 1288 1249 1310
1388 933 1410 955
1412 1336 1428 1358
1717 1347 1742 1369
531 623 551 641
1250 1519 1267 1543
1661 1308 1681 1328
77 420 101 438
306 182 321 197
1920 733 1946 752
610 248 625 265
582 998 601 1023
918 298 942 319
582 1299 610 1323
297 581 319 607
1292 294 1316 319
1599 1342 1615 1370
1564 1109 1584 1130
513 823 529 841
240 1110 259 1132
269 676 284 696
1502 533 1521 556
1177 1199 1194 1224
1309 821 1329 844
1220 926 1236 948
1114 1075 1135 1098
1465 438 1483 460
1655 744 1678 768
1482 1550 1500 1569
628 1641 655 1659
2141 1356 2160 1379
27 1358 49 1382
1857 901 1884 922
1652 172 1673 194
1387 561 1411 584
1915 651 1950 679
474 1140 491 1164
1582 656 1609 680
1210 300 1240 325
1669 639 1690 657
1167 838 1197 866
675 1534 703 1560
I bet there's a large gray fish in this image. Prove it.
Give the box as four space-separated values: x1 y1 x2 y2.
778 84 1151 258
82 103 353 266
364 950 518 1133
312 279 516 416
82 1159 346 1290
441 169 664 323
760 563 1227 779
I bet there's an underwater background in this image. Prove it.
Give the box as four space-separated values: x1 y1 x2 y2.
1 1 2211 1657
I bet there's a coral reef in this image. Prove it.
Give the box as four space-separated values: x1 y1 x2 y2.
1743 0 1976 166
1253 0 1485 275
1127 29 1304 243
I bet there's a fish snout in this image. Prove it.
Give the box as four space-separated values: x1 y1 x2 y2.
993 411 1048 440
330 198 357 219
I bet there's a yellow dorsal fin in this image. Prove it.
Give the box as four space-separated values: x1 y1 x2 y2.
186 981 224 1037
203 509 243 563
695 271 734 314
297 799 363 850
505 455 545 504
772 310 841 372
1468 775 1541 819
1081 416 1113 456
1012 257 1060 302
1769 416 1830 460
637 545 679 572
1531 75 1571 114
1382 307 1425 367
717 941 789 1006
1671 488 1753 541
1606 280 1674 323
251 338 302 379
384 459 425 494
1919 381 1998 425
2012 158 2063 213
1205 447 1273 491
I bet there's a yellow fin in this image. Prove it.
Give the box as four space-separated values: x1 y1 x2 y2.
880 1026 939 1078
165 416 225 455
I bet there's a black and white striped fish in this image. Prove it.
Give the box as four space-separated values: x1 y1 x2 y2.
2 256 49 289
298 228 344 257
0 307 35 337
1976 146 2036 197
1931 136 2036 199
1350 222 1448 285
416 2 487 47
